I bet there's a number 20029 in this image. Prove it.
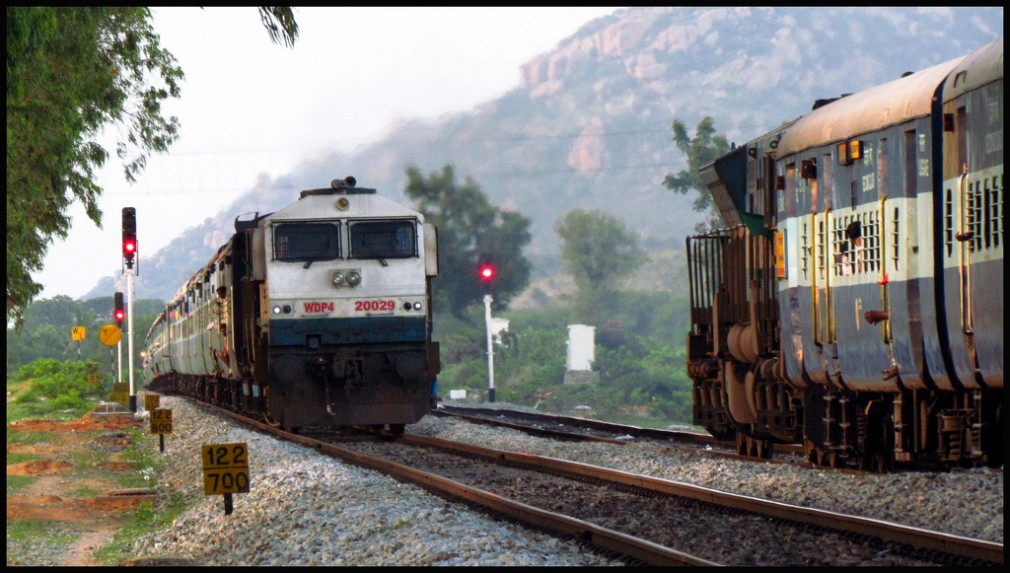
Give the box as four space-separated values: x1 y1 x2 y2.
354 300 394 311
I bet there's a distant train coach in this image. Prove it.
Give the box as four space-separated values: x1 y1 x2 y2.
144 177 440 433
685 38 1002 470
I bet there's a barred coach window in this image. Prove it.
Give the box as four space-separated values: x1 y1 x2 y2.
349 219 418 260
273 222 341 261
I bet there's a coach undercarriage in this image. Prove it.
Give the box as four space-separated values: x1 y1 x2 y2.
689 358 1003 471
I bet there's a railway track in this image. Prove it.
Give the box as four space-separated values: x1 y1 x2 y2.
194 400 1002 566
432 404 811 467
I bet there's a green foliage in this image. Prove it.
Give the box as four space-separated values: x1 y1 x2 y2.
7 7 183 326
662 116 731 232
257 7 299 47
6 7 299 328
555 208 647 324
404 164 532 317
13 358 103 406
433 259 696 425
7 295 164 378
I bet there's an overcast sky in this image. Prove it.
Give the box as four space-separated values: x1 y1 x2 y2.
36 6 619 301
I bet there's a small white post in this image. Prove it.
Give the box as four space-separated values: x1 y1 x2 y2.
127 268 136 413
484 294 495 403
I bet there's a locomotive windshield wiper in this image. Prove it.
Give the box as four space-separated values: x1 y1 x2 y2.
303 260 313 269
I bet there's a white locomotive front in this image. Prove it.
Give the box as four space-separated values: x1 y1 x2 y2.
262 177 440 430
144 177 440 432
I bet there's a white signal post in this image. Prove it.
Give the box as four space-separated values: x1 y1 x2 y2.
484 294 495 403
122 206 138 413
127 267 136 412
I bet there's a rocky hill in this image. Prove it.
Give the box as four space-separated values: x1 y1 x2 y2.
83 6 1004 302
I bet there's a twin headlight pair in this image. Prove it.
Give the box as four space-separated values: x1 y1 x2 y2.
331 269 361 288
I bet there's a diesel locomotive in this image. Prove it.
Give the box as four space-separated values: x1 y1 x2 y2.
143 177 440 432
686 38 1003 470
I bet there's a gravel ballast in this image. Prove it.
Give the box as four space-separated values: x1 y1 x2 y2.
125 397 1003 565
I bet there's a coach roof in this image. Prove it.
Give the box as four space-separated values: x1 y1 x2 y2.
776 55 964 158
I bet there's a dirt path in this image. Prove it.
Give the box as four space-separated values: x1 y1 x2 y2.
6 409 149 566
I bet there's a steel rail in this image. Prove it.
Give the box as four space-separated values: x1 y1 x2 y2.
198 400 1002 566
198 400 718 566
398 432 1003 565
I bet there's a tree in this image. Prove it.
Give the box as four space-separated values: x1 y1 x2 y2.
555 209 646 324
6 7 299 328
662 116 730 232
403 164 532 317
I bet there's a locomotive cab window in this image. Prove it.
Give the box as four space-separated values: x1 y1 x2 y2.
349 219 418 260
273 222 341 262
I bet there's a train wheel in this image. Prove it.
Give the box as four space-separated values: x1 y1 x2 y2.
874 454 886 473
804 439 818 464
815 447 827 467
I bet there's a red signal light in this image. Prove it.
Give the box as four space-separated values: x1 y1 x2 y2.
114 292 125 327
479 265 495 281
122 207 137 265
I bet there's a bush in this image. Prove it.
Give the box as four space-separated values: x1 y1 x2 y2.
13 358 104 405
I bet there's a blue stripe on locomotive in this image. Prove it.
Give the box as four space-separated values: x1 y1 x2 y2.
269 316 428 347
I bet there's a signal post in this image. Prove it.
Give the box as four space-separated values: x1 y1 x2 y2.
114 292 125 384
122 207 138 412
478 257 497 403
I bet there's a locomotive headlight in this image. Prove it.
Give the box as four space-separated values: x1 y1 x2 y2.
332 270 346 286
346 270 362 287
272 305 282 314
413 301 422 311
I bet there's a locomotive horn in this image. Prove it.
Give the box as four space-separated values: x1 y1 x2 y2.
331 176 356 190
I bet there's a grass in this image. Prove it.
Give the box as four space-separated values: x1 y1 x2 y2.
6 474 36 495
5 451 43 465
6 370 201 566
6 397 100 425
94 491 195 565
6 521 79 567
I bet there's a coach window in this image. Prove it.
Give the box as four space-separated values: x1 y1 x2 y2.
903 131 918 199
273 222 341 262
349 219 418 260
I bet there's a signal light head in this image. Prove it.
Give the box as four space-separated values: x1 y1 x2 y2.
479 265 495 281
114 292 125 326
122 207 137 264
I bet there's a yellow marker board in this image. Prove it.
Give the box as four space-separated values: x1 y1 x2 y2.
145 393 161 411
202 443 250 495
109 383 130 407
99 324 122 347
150 408 172 434
72 326 86 341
